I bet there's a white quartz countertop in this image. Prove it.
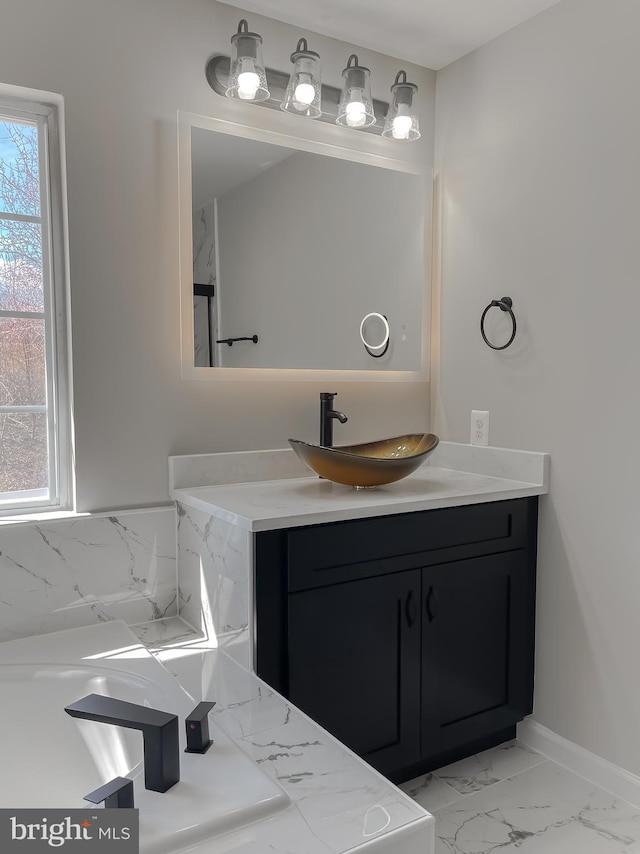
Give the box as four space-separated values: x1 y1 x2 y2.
172 465 547 532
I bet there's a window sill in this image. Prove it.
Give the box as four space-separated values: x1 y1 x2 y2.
0 508 87 526
0 505 172 527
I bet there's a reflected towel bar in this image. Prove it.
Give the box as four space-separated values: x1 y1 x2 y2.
216 335 259 346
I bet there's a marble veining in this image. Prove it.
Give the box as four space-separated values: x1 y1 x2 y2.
398 740 640 854
176 501 250 658
153 641 434 854
130 615 198 649
433 760 640 854
435 739 546 795
0 508 177 641
238 719 424 853
193 199 216 287
193 199 218 368
402 773 464 814
401 741 544 814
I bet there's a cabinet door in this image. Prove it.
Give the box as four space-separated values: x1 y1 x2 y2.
288 570 421 775
421 551 534 759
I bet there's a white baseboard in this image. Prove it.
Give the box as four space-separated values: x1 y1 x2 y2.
517 718 640 808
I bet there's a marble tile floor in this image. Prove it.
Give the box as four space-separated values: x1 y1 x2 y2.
400 740 640 853
132 622 640 854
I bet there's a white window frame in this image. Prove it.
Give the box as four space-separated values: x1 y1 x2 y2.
0 90 73 516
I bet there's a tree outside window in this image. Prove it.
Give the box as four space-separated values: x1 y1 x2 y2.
0 116 50 503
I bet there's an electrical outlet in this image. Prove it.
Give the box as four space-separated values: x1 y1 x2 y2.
470 410 490 446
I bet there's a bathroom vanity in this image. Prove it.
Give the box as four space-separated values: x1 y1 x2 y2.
255 497 538 782
170 442 549 785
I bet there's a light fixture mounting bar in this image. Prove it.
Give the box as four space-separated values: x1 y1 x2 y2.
206 55 389 133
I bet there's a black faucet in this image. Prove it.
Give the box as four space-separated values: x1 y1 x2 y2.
65 694 180 793
320 392 348 447
84 776 135 809
184 701 216 754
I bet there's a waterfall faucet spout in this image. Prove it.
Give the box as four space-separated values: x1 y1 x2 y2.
65 694 180 793
320 392 348 448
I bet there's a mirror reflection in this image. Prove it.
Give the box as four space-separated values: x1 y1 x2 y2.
190 126 426 371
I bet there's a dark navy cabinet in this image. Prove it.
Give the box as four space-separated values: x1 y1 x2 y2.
289 569 422 772
254 497 538 782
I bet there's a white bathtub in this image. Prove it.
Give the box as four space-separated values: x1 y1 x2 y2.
0 622 290 854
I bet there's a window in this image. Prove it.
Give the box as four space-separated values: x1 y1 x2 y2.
0 94 72 515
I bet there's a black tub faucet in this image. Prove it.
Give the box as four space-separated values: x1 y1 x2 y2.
65 694 180 793
320 392 348 447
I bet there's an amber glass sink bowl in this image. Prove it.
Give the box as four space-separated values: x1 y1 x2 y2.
288 433 439 488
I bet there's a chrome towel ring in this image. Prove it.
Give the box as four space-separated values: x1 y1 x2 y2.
480 297 516 350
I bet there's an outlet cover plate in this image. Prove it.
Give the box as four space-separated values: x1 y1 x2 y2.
471 410 490 446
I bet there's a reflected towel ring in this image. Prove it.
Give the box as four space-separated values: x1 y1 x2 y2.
480 297 517 350
360 312 390 358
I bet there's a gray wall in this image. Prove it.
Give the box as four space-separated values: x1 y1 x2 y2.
216 151 425 370
434 0 640 774
0 0 435 512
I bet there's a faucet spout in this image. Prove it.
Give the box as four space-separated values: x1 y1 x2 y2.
319 392 348 447
65 693 180 793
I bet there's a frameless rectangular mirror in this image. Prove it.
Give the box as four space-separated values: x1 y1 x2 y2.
178 112 429 380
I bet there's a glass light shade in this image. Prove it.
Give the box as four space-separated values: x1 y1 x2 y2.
281 39 322 118
382 71 420 141
336 54 376 129
226 19 270 102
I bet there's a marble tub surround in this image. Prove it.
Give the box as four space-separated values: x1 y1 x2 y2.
0 507 177 642
130 615 199 649
150 641 435 854
0 621 295 851
175 501 251 665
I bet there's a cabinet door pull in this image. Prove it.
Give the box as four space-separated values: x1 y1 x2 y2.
405 590 417 627
426 586 438 622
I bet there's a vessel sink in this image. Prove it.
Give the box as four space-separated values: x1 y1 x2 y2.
289 433 439 488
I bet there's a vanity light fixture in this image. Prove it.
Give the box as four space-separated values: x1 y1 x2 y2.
225 19 270 102
281 38 322 118
336 55 376 129
382 71 421 141
211 24 421 140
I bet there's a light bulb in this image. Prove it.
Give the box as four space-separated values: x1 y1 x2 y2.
392 115 413 139
237 71 260 99
237 58 260 99
294 80 316 106
346 97 366 128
